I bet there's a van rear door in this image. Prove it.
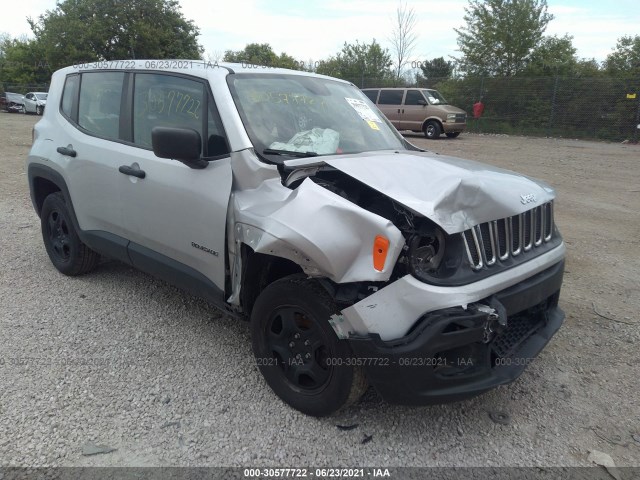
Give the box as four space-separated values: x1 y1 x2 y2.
377 89 404 129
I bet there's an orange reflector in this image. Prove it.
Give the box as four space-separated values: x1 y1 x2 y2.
373 235 390 272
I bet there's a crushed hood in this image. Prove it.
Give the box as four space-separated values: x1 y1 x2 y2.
318 150 555 234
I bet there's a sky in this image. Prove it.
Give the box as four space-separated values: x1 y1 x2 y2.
1 0 638 66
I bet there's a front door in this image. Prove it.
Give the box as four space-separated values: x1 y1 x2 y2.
400 89 428 131
118 72 232 293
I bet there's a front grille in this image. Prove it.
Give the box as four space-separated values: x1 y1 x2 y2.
461 202 554 271
454 114 466 123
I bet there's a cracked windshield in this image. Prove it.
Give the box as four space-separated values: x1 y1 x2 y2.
228 74 406 158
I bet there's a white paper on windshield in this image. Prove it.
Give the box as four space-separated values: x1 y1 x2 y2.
345 98 382 123
269 128 340 155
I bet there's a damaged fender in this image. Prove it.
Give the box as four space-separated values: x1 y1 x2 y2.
230 167 405 293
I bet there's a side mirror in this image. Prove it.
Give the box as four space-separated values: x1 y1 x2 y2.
417 99 427 106
151 127 207 169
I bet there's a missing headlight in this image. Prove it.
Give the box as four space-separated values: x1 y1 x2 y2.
408 228 445 277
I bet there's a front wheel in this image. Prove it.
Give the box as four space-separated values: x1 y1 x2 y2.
250 274 368 416
423 120 442 139
36 105 44 115
446 132 461 138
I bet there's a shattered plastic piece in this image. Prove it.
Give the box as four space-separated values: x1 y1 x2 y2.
269 128 339 155
361 434 373 445
82 442 117 456
336 424 359 431
488 410 510 425
632 433 640 444
329 314 349 340
587 450 621 480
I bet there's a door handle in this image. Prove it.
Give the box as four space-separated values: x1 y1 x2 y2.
397 109 401 113
56 146 77 157
119 164 146 179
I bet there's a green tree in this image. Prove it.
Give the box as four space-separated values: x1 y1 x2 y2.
315 40 393 85
524 35 577 76
455 0 553 76
418 57 454 80
605 35 640 76
222 43 301 70
28 0 202 70
0 36 51 88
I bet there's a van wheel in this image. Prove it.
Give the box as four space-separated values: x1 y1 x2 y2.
446 132 461 138
41 192 100 276
423 121 441 139
250 274 368 416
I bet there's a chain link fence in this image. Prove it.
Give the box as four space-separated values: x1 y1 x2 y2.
1 83 50 94
355 76 640 143
3 76 640 142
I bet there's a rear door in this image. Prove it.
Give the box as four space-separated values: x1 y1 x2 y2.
56 72 129 245
376 89 404 128
117 72 232 293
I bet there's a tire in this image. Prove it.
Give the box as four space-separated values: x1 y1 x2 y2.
250 274 368 416
41 192 100 276
36 105 43 115
423 120 442 139
446 132 461 138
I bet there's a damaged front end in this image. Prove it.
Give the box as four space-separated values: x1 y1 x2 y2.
347 261 564 405
230 147 565 405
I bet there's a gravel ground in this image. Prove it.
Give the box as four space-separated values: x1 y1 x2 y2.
1 113 639 467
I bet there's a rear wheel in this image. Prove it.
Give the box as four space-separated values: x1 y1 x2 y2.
41 192 100 276
446 132 461 138
250 274 368 416
423 120 441 139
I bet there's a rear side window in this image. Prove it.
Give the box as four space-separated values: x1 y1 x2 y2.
362 90 379 103
133 73 204 149
378 90 403 105
61 75 79 118
404 90 424 106
78 72 125 140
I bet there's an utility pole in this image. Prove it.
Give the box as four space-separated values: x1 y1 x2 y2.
635 95 640 144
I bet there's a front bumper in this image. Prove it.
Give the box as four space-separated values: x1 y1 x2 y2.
348 260 565 405
7 103 24 112
442 121 466 133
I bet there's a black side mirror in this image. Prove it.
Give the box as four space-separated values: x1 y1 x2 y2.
151 127 207 169
417 99 427 106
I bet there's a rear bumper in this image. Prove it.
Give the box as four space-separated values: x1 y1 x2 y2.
348 260 565 405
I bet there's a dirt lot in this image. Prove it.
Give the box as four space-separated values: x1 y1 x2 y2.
1 112 639 468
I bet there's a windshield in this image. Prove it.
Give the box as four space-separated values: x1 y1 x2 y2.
227 74 406 159
422 89 448 105
35 93 48 100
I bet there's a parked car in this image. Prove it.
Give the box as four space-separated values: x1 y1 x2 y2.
27 61 565 416
1 92 25 113
24 92 48 115
362 87 467 139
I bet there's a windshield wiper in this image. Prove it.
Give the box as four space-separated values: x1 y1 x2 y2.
262 148 318 158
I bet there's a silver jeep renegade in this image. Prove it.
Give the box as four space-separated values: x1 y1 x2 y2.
27 61 565 416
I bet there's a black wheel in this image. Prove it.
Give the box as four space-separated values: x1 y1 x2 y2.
41 192 99 276
251 274 368 416
423 120 442 139
446 132 461 139
36 105 44 115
